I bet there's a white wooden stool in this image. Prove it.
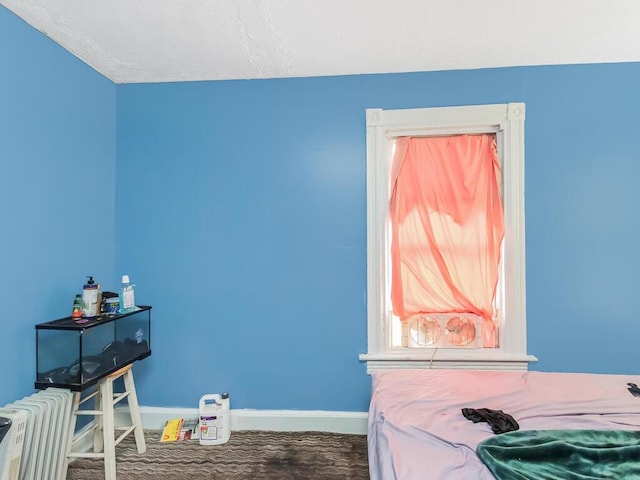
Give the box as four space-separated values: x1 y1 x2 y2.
64 364 146 480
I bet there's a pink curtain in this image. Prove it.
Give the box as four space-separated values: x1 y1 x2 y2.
389 134 504 347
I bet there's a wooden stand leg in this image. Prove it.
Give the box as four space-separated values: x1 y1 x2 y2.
62 391 82 480
101 378 117 480
124 368 146 454
94 385 104 453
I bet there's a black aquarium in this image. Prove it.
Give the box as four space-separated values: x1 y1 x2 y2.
35 306 152 391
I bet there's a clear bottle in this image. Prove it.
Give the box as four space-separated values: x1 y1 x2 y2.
119 274 136 313
72 294 83 319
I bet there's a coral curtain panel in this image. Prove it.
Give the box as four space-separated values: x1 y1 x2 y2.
389 134 504 347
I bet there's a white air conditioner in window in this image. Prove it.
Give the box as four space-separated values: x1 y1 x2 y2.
407 313 483 349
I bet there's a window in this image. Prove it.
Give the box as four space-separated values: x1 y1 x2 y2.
359 103 537 371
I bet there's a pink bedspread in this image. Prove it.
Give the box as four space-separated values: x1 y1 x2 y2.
368 369 640 480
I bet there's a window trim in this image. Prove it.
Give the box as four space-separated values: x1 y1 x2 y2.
359 103 537 372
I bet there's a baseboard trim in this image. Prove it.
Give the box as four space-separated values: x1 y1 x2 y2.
114 406 368 435
230 409 368 434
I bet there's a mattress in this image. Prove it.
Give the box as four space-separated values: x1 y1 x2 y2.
368 369 640 480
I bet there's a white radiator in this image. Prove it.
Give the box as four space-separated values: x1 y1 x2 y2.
2 388 73 480
0 408 27 480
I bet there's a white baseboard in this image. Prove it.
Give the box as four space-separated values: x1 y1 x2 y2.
114 406 368 435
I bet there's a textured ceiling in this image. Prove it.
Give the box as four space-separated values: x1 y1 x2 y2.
2 0 640 84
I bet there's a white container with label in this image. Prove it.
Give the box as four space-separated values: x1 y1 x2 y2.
198 393 231 446
82 276 99 318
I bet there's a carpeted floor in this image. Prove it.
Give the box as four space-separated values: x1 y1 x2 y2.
66 430 370 479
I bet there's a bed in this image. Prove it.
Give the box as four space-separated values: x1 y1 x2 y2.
368 369 640 480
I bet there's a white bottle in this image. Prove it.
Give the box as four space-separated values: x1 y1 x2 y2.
119 274 136 313
199 393 231 445
82 276 99 318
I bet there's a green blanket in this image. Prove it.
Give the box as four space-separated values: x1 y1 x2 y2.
476 430 640 480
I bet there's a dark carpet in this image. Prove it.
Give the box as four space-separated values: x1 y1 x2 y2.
66 430 369 479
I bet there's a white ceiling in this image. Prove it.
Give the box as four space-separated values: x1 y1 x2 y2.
3 0 640 84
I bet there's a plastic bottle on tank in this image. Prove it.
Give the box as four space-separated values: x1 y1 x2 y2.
82 276 99 318
72 294 83 319
119 274 136 314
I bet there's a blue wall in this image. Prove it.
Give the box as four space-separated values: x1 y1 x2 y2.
4 3 640 413
116 79 371 410
524 64 640 372
0 6 117 406
117 63 640 412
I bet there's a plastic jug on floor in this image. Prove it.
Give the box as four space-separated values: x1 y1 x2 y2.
198 393 230 445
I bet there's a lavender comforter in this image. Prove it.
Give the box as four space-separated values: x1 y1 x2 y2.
368 369 640 480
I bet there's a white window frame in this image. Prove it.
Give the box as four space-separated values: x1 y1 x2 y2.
359 103 537 372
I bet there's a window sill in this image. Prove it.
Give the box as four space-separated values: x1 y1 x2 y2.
359 350 538 373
